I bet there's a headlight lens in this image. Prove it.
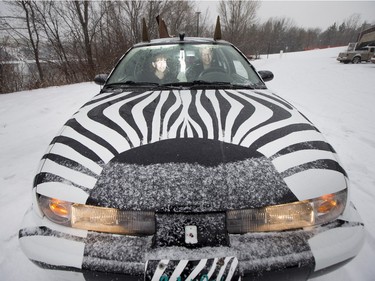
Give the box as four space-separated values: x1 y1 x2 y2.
38 195 155 235
227 189 347 233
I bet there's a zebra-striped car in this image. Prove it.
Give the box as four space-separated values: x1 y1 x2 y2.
19 36 364 281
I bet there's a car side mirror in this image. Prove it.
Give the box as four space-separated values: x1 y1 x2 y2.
258 70 274 82
94 74 109 85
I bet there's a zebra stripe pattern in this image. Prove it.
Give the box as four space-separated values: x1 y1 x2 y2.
35 89 345 202
146 257 239 281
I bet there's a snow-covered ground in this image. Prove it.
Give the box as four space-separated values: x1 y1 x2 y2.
0 46 374 280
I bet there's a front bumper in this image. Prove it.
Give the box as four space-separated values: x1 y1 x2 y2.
19 202 364 281
337 56 350 63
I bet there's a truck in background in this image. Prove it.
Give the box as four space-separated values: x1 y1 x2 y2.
337 26 375 64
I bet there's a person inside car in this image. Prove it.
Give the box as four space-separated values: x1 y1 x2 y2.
148 53 174 84
186 46 215 81
146 53 176 84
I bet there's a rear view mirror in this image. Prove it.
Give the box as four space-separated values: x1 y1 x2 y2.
258 70 274 82
94 74 109 85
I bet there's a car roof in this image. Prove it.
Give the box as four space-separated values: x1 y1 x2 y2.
133 37 232 48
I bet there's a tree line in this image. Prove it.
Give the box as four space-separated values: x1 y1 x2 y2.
0 0 372 94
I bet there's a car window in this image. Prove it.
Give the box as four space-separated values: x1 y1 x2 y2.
106 43 263 87
233 61 248 78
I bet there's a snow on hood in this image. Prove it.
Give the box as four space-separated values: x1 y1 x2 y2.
34 88 346 208
87 153 296 212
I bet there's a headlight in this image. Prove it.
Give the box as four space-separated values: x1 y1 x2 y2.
227 189 347 233
38 195 155 235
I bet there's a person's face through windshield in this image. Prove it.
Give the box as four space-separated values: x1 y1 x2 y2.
153 55 167 74
200 47 213 69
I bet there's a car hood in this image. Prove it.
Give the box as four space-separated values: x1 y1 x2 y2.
34 88 347 212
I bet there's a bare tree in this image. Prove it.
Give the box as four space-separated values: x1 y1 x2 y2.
161 0 197 36
0 36 26 93
73 1 94 78
121 1 145 44
254 17 298 54
339 14 362 45
20 1 45 85
3 0 46 87
93 1 126 72
303 28 321 50
138 0 171 40
32 1 79 83
218 0 260 50
62 1 105 79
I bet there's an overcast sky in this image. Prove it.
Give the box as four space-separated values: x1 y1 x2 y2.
197 0 375 30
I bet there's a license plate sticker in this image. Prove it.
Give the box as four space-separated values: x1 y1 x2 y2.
145 257 239 281
185 225 198 244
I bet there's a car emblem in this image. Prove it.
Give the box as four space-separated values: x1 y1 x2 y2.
185 225 198 244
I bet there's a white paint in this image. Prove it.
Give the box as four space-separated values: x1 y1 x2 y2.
240 111 311 149
170 260 189 280
162 90 181 139
226 257 239 281
75 117 130 154
151 91 169 143
60 126 114 163
73 91 133 153
41 159 97 189
216 257 234 281
230 90 274 145
272 149 337 173
132 90 162 145
103 90 152 147
44 269 86 281
195 90 214 139
49 142 103 175
179 90 203 138
205 90 224 141
218 90 244 143
284 169 347 200
309 224 365 271
257 130 325 157
36 182 89 204
185 259 208 280
19 235 85 268
207 258 219 279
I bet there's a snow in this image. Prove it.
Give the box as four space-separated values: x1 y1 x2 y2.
0 46 374 280
89 158 293 211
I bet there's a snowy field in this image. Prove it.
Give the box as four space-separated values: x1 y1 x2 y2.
0 46 374 280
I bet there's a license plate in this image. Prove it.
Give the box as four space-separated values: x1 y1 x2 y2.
145 257 239 281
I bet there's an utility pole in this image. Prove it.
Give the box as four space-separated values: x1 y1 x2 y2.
196 11 201 37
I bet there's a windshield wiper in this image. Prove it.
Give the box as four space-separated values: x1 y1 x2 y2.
186 81 259 90
104 80 263 90
160 80 234 89
160 81 264 90
187 81 261 89
105 81 159 88
193 80 232 86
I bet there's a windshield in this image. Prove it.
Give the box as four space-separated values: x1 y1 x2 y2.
107 43 264 88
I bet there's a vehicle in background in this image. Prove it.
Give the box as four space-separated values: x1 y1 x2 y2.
337 26 375 64
337 45 375 64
